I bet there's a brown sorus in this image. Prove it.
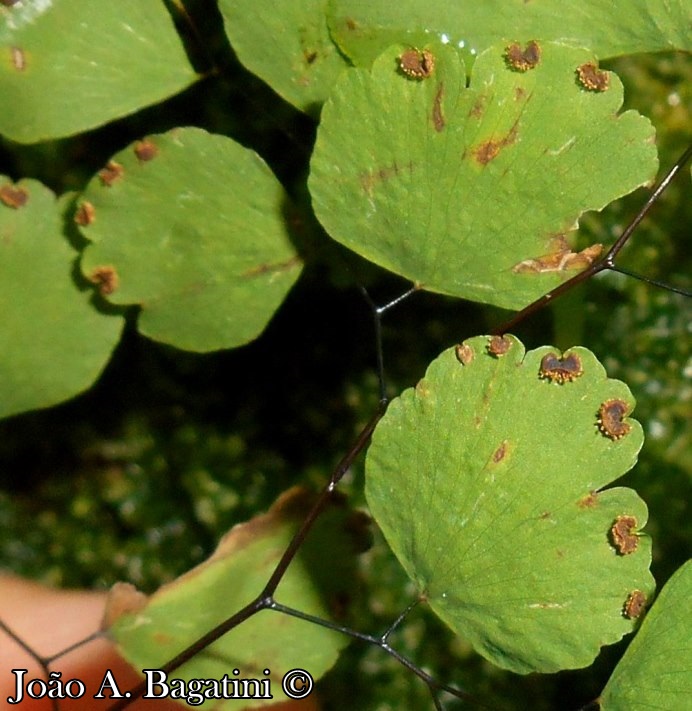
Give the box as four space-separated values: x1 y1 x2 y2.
0 183 28 208
134 140 158 162
74 201 96 226
98 161 124 186
623 590 647 619
577 62 609 92
598 399 632 440
538 352 584 383
89 266 119 296
505 41 541 72
455 343 474 365
487 335 512 357
399 48 435 79
611 515 639 555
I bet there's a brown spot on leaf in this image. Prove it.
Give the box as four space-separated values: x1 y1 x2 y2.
134 139 158 162
0 0 21 6
360 161 414 197
74 201 95 226
89 265 119 295
0 183 28 208
98 161 124 186
487 335 512 357
455 343 474 365
241 255 302 279
345 18 358 31
611 515 639 555
538 351 584 383
432 83 445 132
539 511 552 520
598 399 632 440
471 124 519 166
513 241 603 274
578 491 598 508
473 140 500 165
577 62 609 92
10 46 26 71
623 590 647 619
505 41 541 72
514 87 526 101
399 48 435 79
304 50 318 65
492 441 508 463
468 96 486 119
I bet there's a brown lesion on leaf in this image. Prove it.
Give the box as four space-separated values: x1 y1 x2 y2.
134 139 158 162
1 0 22 6
539 511 552 520
74 201 95 226
471 123 519 166
598 399 632 440
577 62 610 92
492 440 509 463
578 491 599 508
399 48 435 79
241 255 302 279
514 87 526 102
0 183 28 208
10 46 26 71
455 343 474 365
538 350 584 383
623 589 647 619
611 515 639 555
487 335 512 357
98 161 124 186
468 95 486 119
504 40 541 72
360 160 414 197
513 235 603 274
432 83 445 132
89 265 119 296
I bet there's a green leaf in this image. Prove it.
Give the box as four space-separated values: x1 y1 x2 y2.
219 0 350 114
78 128 302 352
0 0 198 143
328 0 692 68
309 42 657 310
107 487 368 708
601 560 692 710
0 179 123 420
365 335 654 674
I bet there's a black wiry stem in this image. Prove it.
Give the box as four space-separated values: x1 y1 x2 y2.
360 285 419 402
0 619 58 711
261 402 386 597
381 595 424 643
268 600 479 706
494 144 692 336
608 264 691 297
108 403 387 710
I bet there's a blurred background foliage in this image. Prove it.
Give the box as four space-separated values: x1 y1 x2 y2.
0 3 689 708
